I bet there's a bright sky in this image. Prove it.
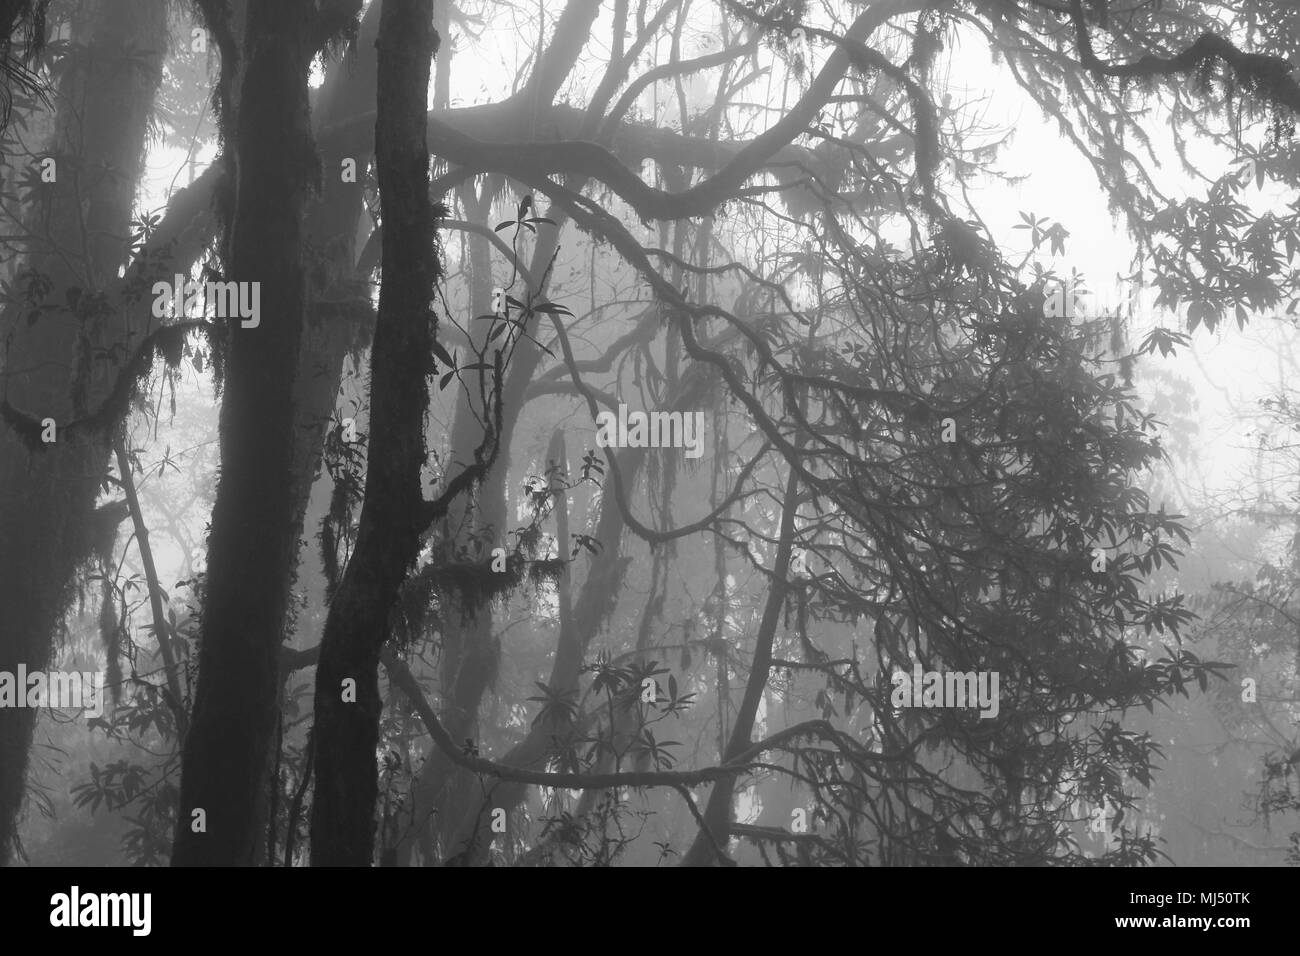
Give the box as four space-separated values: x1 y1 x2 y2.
941 27 1300 538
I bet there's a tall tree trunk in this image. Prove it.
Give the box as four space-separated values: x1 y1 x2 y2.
308 0 438 866
0 0 166 864
260 4 380 865
289 1 381 599
172 1 321 867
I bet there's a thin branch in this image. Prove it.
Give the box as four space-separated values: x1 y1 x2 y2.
112 431 189 740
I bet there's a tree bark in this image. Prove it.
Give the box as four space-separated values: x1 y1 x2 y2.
308 0 438 866
260 3 380 865
289 0 382 597
172 1 322 866
0 0 166 864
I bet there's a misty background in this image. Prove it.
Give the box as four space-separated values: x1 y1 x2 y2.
0 0 1298 867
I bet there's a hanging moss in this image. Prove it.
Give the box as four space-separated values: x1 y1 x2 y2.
527 557 567 586
407 550 571 622
1 320 214 452
89 499 129 568
433 556 525 618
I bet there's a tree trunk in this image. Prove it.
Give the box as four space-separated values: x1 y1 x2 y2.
308 0 438 866
172 1 320 866
260 3 380 865
289 0 382 599
0 0 166 864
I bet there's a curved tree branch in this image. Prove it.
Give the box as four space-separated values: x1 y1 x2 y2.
1067 0 1300 114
